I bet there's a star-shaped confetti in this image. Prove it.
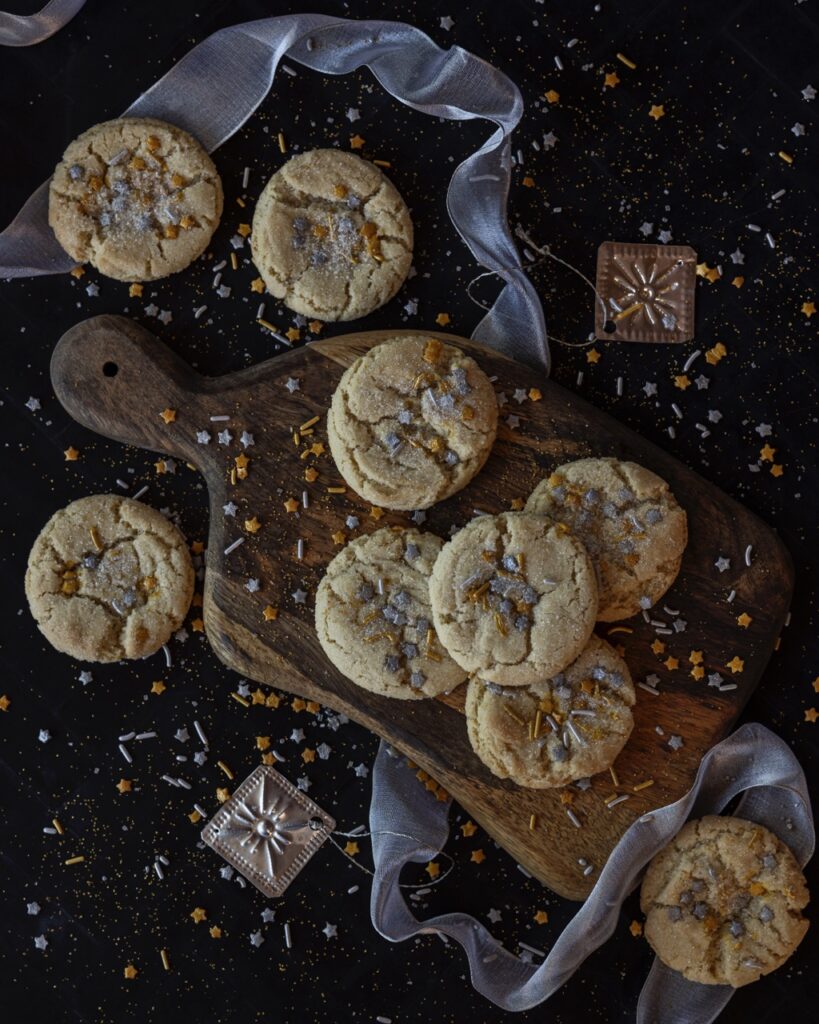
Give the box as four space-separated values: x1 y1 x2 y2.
801 301 815 318
736 613 752 628
262 605 278 621
648 104 665 120
151 680 166 695
604 71 620 88
804 708 818 724
190 907 207 923
159 408 176 424
726 656 745 674
117 778 132 794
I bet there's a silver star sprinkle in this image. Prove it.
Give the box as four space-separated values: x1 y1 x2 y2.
78 670 93 685
27 902 41 916
715 556 731 573
440 15 454 30
285 377 301 393
38 729 50 743
196 430 211 444
639 222 653 237
217 429 233 445
246 578 261 593
292 588 308 605
34 935 48 951
223 501 238 517
25 396 41 412
240 431 255 448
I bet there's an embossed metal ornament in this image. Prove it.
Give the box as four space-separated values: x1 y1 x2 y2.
202 765 335 897
595 241 697 343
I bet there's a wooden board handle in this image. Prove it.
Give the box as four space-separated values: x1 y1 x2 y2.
51 314 208 464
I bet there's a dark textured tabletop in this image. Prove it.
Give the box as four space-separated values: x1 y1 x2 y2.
0 1 816 1021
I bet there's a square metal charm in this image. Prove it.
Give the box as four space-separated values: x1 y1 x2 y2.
201 764 335 898
595 241 697 343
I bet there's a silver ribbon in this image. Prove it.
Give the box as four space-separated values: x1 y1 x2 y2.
370 722 814 1019
0 12 549 369
0 0 85 47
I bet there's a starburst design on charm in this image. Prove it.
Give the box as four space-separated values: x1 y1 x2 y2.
224 772 307 876
608 253 683 330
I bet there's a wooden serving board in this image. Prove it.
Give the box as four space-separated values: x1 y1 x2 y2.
50 315 793 900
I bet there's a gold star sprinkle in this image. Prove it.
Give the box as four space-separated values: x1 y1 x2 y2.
154 459 167 475
801 301 816 318
544 89 560 104
726 656 745 674
188 809 202 824
674 375 691 390
770 464 784 478
629 920 643 937
737 612 752 628
510 497 524 510
262 605 278 621
528 388 542 401
425 861 440 879
435 312 451 326
266 692 281 708
534 910 549 924
470 849 485 864
696 262 710 278
70 265 86 278
250 689 266 705
461 820 477 837
651 639 666 655
332 530 346 545
216 787 231 803
304 467 319 483
349 134 365 149
811 677 819 693
664 656 679 671
150 680 166 695
521 176 535 188
308 319 324 334
286 327 301 342
301 748 316 763
705 266 721 283
689 650 703 665
209 925 222 939
760 444 776 462
586 348 600 364
190 907 207 924
237 222 251 237
648 104 665 120
370 506 385 520
244 516 262 533
0 695 10 712
804 708 818 724
256 736 271 751
250 277 265 293
604 71 620 88
159 408 176 424
128 283 143 297
690 666 705 681
190 618 204 632
64 446 80 461
344 841 359 856
234 453 250 469
116 779 132 794
732 276 744 288
310 442 325 457
123 964 138 980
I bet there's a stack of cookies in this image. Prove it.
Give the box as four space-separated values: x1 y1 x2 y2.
316 337 689 791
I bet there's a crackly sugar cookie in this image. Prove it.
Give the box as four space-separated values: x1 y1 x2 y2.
429 512 598 686
465 635 635 788
49 117 223 281
525 457 687 621
250 149 412 320
25 495 194 662
315 527 465 700
327 336 497 510
641 816 810 987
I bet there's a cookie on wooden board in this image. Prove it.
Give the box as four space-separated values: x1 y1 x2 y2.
25 495 194 662
525 456 687 621
640 815 810 987
327 336 497 510
315 527 466 700
251 148 413 321
49 117 223 281
465 635 635 788
429 511 599 686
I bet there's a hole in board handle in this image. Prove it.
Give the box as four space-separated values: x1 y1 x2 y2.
102 361 119 377
603 320 617 335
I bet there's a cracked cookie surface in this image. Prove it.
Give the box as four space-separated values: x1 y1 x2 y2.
25 495 194 662
429 512 598 686
315 527 466 699
466 635 634 787
250 148 413 321
525 457 687 621
641 815 809 987
48 116 223 281
327 336 498 510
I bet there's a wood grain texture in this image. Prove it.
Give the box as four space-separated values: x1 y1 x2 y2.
50 314 793 900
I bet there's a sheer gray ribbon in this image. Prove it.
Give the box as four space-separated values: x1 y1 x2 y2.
0 0 85 46
370 722 814 1020
0 11 549 370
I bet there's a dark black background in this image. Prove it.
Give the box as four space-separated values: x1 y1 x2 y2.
0 1 817 1021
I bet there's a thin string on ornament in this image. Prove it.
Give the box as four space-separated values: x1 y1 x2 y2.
465 227 610 350
311 819 456 889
